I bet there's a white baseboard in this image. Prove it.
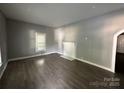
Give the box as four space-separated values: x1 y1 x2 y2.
0 63 2 67
75 57 112 72
0 52 57 79
43 52 57 55
61 55 75 61
8 52 56 62
8 54 42 62
7 51 113 73
56 51 63 55
0 62 8 79
57 52 113 73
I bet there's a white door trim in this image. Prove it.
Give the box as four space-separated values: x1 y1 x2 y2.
112 29 124 73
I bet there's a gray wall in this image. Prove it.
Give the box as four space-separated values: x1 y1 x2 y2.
57 9 124 71
7 19 57 59
0 11 7 77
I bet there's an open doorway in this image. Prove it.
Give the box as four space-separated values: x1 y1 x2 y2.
115 33 124 73
112 29 124 73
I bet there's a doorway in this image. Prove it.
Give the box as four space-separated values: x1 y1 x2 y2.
115 33 124 73
112 29 124 73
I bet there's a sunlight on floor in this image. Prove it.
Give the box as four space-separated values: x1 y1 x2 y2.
36 59 45 66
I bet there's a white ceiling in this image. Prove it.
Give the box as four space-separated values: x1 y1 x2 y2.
0 3 124 27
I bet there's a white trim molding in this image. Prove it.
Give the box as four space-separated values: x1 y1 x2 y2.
61 55 75 61
0 62 8 79
112 29 124 73
8 52 57 62
8 54 42 62
7 51 113 73
75 58 112 72
0 63 2 67
59 52 112 72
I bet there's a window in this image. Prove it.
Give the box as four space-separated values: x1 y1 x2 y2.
35 32 46 52
0 48 2 67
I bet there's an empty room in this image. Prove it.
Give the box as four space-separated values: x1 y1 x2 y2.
0 3 124 89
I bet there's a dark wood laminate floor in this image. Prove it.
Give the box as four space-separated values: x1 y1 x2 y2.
0 53 124 89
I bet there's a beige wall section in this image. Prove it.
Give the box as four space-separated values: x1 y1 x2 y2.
56 9 124 72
